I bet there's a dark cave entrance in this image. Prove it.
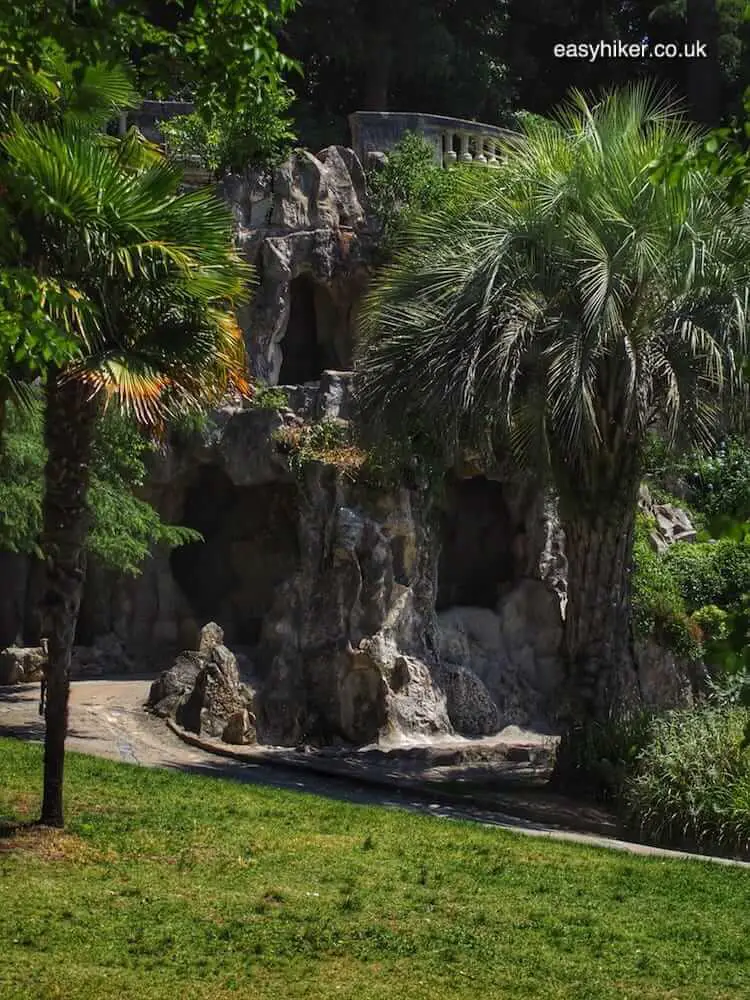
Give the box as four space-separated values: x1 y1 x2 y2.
278 273 350 384
170 465 300 646
436 476 516 611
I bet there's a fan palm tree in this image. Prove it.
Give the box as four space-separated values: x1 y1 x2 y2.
356 84 750 722
1 115 250 826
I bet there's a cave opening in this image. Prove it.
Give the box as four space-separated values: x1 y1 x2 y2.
170 465 300 646
436 476 516 611
278 272 349 384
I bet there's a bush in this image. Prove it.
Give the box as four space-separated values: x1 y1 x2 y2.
367 132 473 257
631 515 703 660
665 537 750 610
625 708 750 857
159 86 296 175
552 712 656 804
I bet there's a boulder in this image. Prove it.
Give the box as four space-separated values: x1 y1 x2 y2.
154 623 257 743
639 485 697 553
0 645 46 685
440 664 500 737
635 638 705 709
147 651 204 718
222 709 257 745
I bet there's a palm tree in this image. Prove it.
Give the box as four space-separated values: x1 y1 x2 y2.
1 117 250 826
356 84 750 722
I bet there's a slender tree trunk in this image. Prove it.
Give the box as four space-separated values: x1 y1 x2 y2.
561 503 641 722
39 373 99 828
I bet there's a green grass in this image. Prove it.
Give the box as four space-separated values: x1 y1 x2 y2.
1 738 749 1000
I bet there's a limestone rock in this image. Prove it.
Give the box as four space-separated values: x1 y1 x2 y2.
222 708 257 745
0 645 46 685
269 147 366 230
256 466 452 746
147 651 204 718
436 581 565 733
176 639 254 741
635 638 704 709
198 621 224 656
440 663 500 737
639 485 697 553
383 651 452 740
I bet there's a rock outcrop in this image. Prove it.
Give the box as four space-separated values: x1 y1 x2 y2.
0 645 46 685
638 485 697 553
256 465 452 745
149 623 256 744
222 145 373 386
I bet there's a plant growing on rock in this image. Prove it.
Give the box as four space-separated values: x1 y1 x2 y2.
356 83 750 723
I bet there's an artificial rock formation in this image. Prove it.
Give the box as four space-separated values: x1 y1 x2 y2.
222 146 372 385
149 622 256 744
0 140 700 747
257 464 453 745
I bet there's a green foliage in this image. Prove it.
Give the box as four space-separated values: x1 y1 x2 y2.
553 711 656 804
0 1 299 123
691 604 730 641
631 515 703 661
0 399 199 574
0 270 83 371
357 86 750 509
248 380 289 412
681 438 750 527
366 132 467 257
651 86 750 207
159 87 296 175
626 707 750 857
0 112 251 423
665 539 750 610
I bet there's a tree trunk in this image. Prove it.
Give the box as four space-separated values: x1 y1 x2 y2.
561 506 641 722
39 373 100 828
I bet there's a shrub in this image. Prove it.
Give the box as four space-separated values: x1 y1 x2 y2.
552 712 655 804
366 132 484 258
631 515 703 660
159 86 296 176
691 604 729 641
248 380 289 412
274 418 366 478
625 707 750 857
665 537 750 610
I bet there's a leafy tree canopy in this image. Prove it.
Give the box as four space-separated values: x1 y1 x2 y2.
0 0 298 116
0 396 198 575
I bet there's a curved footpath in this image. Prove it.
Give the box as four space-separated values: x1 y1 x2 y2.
1 677 747 868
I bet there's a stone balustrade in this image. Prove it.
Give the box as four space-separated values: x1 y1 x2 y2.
349 111 515 169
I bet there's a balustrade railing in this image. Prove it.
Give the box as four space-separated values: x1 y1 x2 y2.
349 111 514 169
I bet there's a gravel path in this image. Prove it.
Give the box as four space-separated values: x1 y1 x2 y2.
2 677 747 867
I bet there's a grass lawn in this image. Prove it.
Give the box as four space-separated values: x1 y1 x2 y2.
1 738 749 1000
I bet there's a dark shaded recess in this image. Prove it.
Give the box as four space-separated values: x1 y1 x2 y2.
278 274 346 384
436 476 515 610
170 465 300 645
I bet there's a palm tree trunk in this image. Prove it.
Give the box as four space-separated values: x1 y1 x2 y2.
39 373 99 828
561 505 641 722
